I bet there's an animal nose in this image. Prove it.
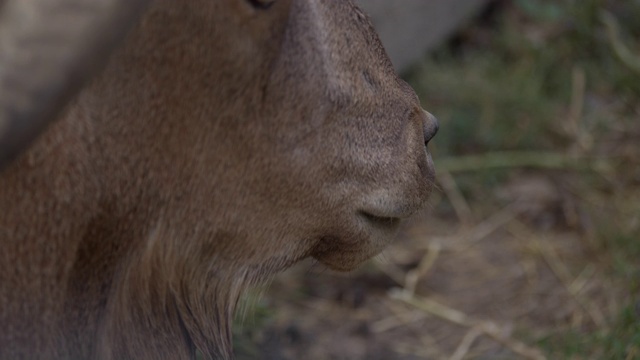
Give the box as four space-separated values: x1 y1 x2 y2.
422 110 439 146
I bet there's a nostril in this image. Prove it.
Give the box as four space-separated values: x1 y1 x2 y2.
422 110 439 146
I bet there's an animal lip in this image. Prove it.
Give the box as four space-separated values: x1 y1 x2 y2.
358 198 422 225
359 211 401 228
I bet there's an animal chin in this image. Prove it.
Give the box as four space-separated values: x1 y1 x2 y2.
313 236 389 271
312 249 371 272
311 219 399 271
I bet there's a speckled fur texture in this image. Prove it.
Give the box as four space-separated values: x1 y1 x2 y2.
0 0 437 358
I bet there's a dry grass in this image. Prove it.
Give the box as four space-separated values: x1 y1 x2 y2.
233 1 640 358
238 176 636 359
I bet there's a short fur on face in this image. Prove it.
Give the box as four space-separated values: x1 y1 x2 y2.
0 0 437 358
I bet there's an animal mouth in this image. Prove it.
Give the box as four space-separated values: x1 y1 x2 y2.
358 211 401 229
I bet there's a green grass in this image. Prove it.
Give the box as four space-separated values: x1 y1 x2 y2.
537 302 640 359
407 0 640 157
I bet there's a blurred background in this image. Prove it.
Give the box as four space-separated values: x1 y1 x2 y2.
234 1 640 359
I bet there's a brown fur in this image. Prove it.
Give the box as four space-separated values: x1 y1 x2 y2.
0 0 437 358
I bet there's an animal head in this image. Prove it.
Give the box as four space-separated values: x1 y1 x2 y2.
0 0 437 358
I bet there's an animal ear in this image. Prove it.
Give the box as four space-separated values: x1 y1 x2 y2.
246 0 275 10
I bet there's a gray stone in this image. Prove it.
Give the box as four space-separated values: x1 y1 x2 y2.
357 0 489 72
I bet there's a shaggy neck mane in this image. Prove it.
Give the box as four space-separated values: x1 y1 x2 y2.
98 223 256 359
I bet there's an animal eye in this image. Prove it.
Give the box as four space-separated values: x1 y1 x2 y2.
246 0 275 9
